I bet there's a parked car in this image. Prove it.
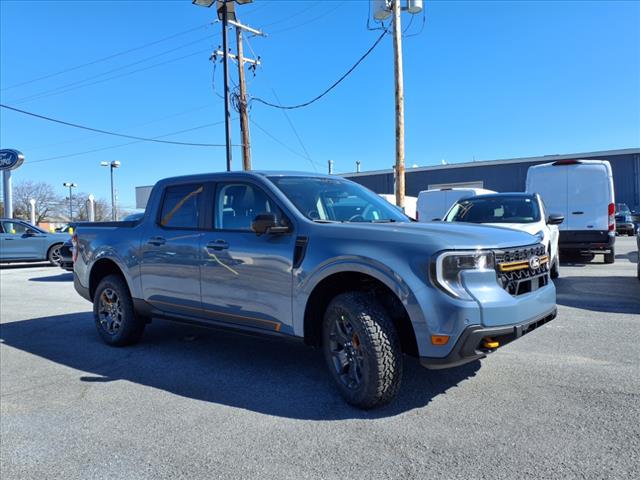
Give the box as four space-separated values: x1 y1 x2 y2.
526 159 616 263
614 204 636 236
0 218 67 265
379 194 417 219
58 238 74 272
443 193 564 278
416 187 495 222
72 172 557 409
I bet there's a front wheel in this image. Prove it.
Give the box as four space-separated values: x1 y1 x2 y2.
93 274 145 346
322 292 402 409
47 244 63 266
550 256 560 279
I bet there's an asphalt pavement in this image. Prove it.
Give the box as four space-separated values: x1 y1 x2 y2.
1 237 639 480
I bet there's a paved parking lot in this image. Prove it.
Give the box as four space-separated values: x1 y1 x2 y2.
1 237 639 480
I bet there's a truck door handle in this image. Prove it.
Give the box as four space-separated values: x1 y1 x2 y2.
147 236 166 246
571 211 584 215
206 240 229 251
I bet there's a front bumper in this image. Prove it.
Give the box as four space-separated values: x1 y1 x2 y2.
420 308 557 369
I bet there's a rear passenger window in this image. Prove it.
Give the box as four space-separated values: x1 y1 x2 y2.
159 184 203 229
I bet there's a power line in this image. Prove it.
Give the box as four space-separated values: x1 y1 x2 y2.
1 23 212 92
250 29 388 110
270 2 343 35
10 35 217 105
23 119 233 166
9 49 211 105
0 104 234 147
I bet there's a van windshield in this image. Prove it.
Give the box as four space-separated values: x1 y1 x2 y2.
445 196 541 224
269 176 410 223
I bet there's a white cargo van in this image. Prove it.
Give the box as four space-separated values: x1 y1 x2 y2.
379 194 418 219
526 159 615 263
416 188 495 222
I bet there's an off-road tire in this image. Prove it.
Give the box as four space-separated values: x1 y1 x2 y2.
550 256 560 279
604 248 615 264
322 292 402 409
93 274 145 346
47 243 63 266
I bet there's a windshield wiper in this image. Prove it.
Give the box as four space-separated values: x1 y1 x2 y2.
311 219 340 223
371 219 397 223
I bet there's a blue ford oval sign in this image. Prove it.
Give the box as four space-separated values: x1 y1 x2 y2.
0 149 25 171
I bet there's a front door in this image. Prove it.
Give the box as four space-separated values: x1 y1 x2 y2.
140 182 205 317
200 182 295 334
0 221 45 260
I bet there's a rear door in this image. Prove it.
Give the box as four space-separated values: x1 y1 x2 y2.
567 164 609 231
527 166 569 231
139 182 205 316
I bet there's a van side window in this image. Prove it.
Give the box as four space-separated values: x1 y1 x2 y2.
159 184 204 229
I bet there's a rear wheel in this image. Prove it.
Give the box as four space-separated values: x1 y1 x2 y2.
604 247 615 264
47 243 63 266
93 274 145 346
322 292 402 409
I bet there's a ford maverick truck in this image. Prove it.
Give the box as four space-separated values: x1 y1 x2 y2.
73 172 557 408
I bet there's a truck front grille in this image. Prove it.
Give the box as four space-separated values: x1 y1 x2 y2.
494 244 549 296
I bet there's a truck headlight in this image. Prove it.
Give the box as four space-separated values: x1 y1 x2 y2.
433 251 495 300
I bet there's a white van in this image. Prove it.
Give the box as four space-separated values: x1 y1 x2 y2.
379 194 418 220
416 188 495 222
526 159 616 263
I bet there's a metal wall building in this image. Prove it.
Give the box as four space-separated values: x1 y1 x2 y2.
343 148 640 211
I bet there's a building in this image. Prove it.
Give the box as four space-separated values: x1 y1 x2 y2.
343 148 640 211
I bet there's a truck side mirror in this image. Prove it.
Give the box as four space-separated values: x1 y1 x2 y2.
251 213 290 236
547 214 564 225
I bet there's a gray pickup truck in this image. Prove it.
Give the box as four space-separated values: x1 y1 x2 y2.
73 172 557 408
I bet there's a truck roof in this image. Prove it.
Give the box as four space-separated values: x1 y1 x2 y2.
154 170 336 185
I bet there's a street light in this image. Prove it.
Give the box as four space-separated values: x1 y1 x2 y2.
192 0 253 171
100 161 121 220
62 182 77 221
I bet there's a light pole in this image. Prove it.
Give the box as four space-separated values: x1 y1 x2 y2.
101 161 121 220
193 0 253 171
63 182 77 221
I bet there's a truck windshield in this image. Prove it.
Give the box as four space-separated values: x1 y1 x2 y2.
269 176 410 223
445 196 541 224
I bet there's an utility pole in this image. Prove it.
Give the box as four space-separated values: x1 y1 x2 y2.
392 0 405 211
371 0 423 210
221 1 233 172
236 27 251 170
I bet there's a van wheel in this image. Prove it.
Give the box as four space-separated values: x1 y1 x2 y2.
604 248 615 264
322 292 402 409
93 274 145 346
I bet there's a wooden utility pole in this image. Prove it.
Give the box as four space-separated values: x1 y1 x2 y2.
235 27 251 170
392 0 405 210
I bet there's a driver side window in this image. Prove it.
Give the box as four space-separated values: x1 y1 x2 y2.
215 183 285 231
1 222 28 235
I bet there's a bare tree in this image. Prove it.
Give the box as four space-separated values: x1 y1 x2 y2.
13 180 64 223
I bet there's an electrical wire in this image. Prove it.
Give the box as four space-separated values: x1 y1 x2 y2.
260 1 323 29
10 49 211 105
250 29 388 110
23 119 234 166
10 35 217 105
1 23 212 92
269 2 343 35
0 104 234 147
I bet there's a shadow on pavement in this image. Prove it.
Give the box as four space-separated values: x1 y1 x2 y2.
29 272 73 282
616 251 638 264
0 262 52 270
0 313 480 419
555 276 640 314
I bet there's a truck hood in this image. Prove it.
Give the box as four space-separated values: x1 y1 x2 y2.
481 223 542 236
325 221 540 251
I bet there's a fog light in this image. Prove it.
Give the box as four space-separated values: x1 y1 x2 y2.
483 338 499 349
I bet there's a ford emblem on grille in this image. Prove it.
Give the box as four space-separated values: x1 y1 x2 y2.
529 255 541 269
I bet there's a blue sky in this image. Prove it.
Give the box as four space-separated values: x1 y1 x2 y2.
1 0 639 210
